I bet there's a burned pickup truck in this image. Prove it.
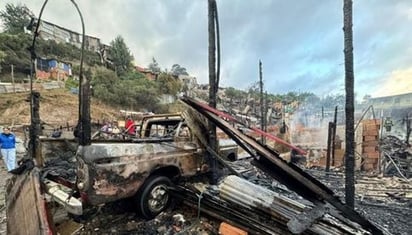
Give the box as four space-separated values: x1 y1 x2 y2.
77 113 213 219
6 112 214 234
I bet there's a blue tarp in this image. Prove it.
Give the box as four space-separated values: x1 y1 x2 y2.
48 59 58 68
37 58 71 72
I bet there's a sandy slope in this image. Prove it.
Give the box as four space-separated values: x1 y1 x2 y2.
0 89 119 126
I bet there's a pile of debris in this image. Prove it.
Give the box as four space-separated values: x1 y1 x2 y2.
380 135 412 178
305 169 412 235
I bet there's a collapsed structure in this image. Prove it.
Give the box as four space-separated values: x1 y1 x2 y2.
5 95 391 235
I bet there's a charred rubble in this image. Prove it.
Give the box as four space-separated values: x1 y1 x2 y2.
5 95 410 235
380 135 412 178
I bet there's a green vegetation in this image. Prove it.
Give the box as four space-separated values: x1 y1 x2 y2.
90 69 183 112
0 3 33 34
170 64 188 76
157 72 182 95
108 35 134 77
65 77 79 89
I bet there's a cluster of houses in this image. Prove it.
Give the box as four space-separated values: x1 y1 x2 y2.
25 17 198 89
26 17 107 81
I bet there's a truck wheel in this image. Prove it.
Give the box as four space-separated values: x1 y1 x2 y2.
136 176 172 219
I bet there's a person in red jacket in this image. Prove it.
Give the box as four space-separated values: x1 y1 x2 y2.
125 116 135 135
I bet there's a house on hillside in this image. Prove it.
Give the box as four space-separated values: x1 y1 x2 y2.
26 17 107 53
36 58 72 81
135 66 157 80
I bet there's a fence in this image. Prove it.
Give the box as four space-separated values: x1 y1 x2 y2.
0 81 65 94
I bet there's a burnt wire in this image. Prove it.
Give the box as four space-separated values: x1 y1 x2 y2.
197 190 204 220
174 190 204 235
30 0 86 139
31 0 86 199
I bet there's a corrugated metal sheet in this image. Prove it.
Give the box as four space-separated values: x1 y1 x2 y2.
217 176 371 235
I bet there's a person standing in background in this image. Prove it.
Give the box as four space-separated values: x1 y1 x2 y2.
0 126 16 172
125 116 135 135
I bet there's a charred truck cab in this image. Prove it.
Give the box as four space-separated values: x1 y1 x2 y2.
76 113 210 218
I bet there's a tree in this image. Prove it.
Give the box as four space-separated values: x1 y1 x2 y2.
91 68 160 111
0 50 5 72
0 3 33 34
225 87 245 106
91 68 118 103
108 35 134 77
120 71 145 80
157 72 182 95
170 64 188 76
0 33 32 75
343 0 355 209
148 57 161 73
225 87 237 103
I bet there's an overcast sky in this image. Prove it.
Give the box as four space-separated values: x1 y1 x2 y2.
1 0 412 99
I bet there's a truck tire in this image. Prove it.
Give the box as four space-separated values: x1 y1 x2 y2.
136 175 172 219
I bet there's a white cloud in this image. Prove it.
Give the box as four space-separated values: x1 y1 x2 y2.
371 67 412 97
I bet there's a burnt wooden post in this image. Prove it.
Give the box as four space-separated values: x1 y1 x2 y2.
74 1 91 146
326 122 333 172
29 91 43 164
405 114 411 146
208 0 218 184
343 0 355 208
331 106 338 166
259 60 265 144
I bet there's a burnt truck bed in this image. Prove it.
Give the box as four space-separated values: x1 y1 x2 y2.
76 141 204 205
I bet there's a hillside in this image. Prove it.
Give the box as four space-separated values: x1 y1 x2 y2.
0 89 120 127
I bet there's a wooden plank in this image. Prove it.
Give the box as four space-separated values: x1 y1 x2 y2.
6 168 53 235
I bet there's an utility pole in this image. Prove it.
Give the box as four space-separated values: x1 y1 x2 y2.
343 0 355 208
11 64 15 93
259 60 265 144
